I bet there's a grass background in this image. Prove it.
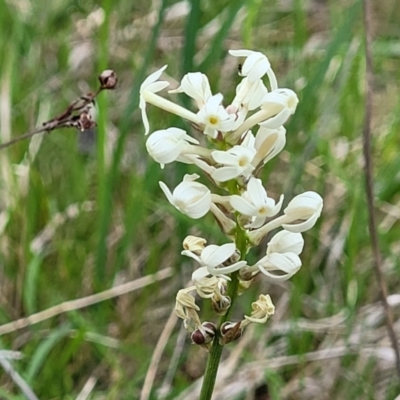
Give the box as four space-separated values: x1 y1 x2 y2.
0 0 399 398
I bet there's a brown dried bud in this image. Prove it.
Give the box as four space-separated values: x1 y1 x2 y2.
191 329 206 345
211 295 231 315
191 322 217 345
202 322 217 337
76 111 96 131
219 321 242 345
99 69 118 90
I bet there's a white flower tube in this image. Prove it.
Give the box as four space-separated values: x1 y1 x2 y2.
231 77 269 111
146 127 199 168
253 126 286 166
159 174 211 219
259 89 299 129
229 89 297 141
267 230 304 255
229 49 277 89
256 252 302 281
169 72 212 109
140 65 169 135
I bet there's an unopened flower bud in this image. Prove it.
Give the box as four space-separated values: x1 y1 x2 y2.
282 191 323 233
99 69 118 89
160 174 211 219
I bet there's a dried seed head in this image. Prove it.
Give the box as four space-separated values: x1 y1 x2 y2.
99 69 118 90
76 111 96 131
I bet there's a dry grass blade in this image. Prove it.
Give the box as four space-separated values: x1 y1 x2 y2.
0 268 173 336
0 356 39 400
140 308 179 400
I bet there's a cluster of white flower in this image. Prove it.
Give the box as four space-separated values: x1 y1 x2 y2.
140 49 323 347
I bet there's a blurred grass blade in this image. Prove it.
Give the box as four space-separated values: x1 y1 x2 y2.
23 254 44 315
197 0 243 72
95 0 169 286
182 0 201 74
242 0 261 48
25 324 71 384
292 1 362 128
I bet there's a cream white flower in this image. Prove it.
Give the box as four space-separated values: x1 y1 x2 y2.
159 174 211 219
247 191 323 245
230 178 284 228
183 235 207 254
256 252 302 281
231 77 269 111
197 93 235 138
241 230 304 280
282 191 323 233
259 89 299 129
182 243 247 279
267 230 304 255
191 268 229 305
229 49 277 89
211 145 256 182
146 127 199 168
253 126 286 166
252 126 286 167
140 65 169 135
175 288 201 332
241 294 275 327
169 72 212 109
191 268 220 298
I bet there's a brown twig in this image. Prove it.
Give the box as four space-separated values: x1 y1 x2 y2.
362 0 400 377
0 69 117 150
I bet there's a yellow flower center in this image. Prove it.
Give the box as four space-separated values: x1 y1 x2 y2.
238 157 248 167
208 116 218 125
258 207 267 215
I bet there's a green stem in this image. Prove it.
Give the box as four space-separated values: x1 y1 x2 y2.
199 274 239 400
199 333 223 400
199 223 247 399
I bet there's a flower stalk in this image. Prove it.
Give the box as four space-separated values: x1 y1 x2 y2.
140 49 323 399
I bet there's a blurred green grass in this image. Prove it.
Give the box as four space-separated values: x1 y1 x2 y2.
0 0 399 398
